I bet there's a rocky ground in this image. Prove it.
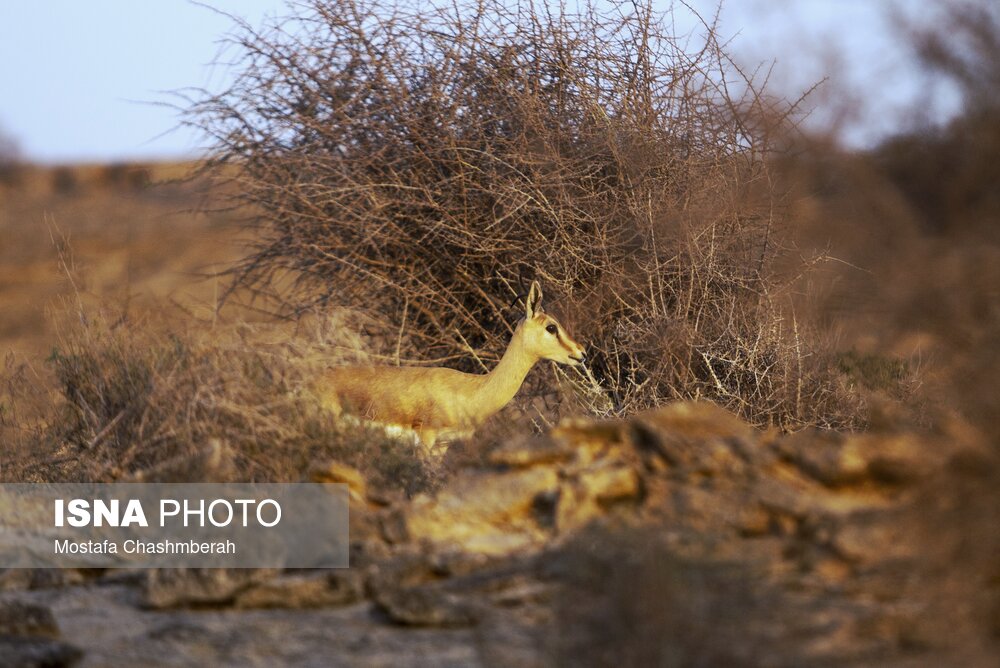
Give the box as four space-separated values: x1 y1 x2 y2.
1 402 998 667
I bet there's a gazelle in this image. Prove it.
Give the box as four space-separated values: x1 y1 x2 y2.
317 282 586 452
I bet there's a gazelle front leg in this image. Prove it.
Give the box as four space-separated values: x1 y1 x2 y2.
416 427 443 456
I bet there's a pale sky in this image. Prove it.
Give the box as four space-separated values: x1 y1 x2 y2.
0 1 955 163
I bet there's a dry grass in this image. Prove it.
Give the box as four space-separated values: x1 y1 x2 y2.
1 296 440 494
0 164 439 492
0 162 244 359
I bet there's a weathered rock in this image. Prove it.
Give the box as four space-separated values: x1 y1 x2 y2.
488 435 575 468
831 513 918 565
0 600 59 638
363 548 481 627
864 435 939 483
374 584 480 627
350 537 393 569
0 600 81 668
369 551 540 628
733 502 773 537
554 482 597 533
475 606 554 668
554 465 641 533
550 418 629 467
753 468 821 518
551 417 626 450
0 570 87 592
234 570 365 609
3 400 993 666
779 430 869 486
626 402 757 460
0 571 35 592
365 546 439 594
578 464 641 504
143 568 279 609
406 468 560 556
0 638 82 668
778 431 941 489
145 620 215 642
426 550 493 579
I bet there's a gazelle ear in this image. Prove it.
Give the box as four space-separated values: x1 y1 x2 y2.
525 281 543 318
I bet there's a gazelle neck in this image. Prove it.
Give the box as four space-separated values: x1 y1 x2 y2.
473 327 538 420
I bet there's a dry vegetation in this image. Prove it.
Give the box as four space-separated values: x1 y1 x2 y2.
5 303 437 494
0 161 237 357
7 0 992 494
1 0 998 664
776 0 1000 440
0 163 437 492
187 0 863 431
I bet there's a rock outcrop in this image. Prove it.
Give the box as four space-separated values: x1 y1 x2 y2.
0 599 82 668
1 401 996 666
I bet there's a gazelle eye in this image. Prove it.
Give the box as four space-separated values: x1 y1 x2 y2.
545 324 558 335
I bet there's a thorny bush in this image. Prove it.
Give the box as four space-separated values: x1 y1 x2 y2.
189 0 862 429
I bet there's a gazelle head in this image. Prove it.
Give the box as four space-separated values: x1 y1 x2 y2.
518 281 586 367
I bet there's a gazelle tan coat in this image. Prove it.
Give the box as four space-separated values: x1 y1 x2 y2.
317 282 585 450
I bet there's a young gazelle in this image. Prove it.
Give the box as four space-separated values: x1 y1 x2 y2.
317 282 586 451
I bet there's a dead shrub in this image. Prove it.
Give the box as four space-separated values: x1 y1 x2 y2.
186 0 862 429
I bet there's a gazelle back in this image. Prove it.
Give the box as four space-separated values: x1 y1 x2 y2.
317 281 585 451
